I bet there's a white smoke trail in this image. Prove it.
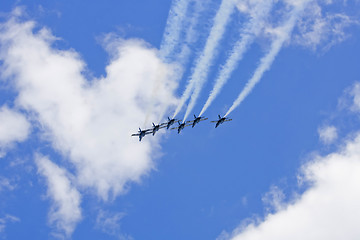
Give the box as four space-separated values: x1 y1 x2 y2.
175 1 206 66
145 0 193 125
157 1 206 122
173 0 237 120
199 0 274 117
224 0 312 117
159 0 192 61
182 0 239 121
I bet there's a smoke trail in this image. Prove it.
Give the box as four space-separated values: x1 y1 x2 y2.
175 1 206 67
224 0 312 117
159 0 192 62
199 1 274 117
182 0 239 121
145 0 193 125
173 0 237 120
156 1 207 122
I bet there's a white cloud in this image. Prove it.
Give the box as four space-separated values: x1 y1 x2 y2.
220 131 360 240
0 14 178 202
0 176 16 192
318 125 338 144
337 82 360 113
294 1 359 51
349 82 360 112
0 214 20 233
0 105 30 156
261 185 286 213
95 210 133 239
36 155 82 238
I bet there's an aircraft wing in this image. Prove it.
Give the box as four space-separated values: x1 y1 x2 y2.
210 120 218 123
183 120 194 124
179 123 193 128
159 125 167 129
199 117 208 121
171 125 184 130
224 119 232 122
170 123 192 130
145 131 153 135
131 133 140 136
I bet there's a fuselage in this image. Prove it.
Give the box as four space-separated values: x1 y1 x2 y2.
167 119 176 129
215 118 226 128
139 131 146 141
178 123 186 134
192 117 201 128
152 125 160 135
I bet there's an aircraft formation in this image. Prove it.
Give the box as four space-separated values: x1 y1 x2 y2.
132 115 232 141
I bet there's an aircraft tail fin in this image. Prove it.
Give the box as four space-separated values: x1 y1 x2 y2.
218 115 221 119
168 117 171 121
194 114 196 119
152 123 155 127
139 128 141 132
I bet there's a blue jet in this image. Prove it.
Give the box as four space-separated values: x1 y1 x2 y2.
211 115 232 128
151 122 167 136
188 114 208 128
171 120 191 134
131 128 152 141
164 117 180 130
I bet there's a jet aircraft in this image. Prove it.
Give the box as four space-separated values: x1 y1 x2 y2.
211 115 232 128
188 114 208 128
131 128 152 141
150 122 167 136
165 117 180 129
171 121 191 134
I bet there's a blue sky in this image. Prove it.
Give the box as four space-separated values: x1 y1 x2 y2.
1 0 360 239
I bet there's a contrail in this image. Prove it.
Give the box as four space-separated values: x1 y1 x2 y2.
173 0 237 120
156 1 207 123
159 0 192 62
224 0 312 117
145 0 193 125
175 1 206 67
199 1 274 117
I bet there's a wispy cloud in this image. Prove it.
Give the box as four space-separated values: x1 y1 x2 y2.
36 155 82 238
173 0 237 120
348 82 360 112
0 105 30 157
199 0 274 116
261 185 286 213
293 1 359 52
318 125 338 144
0 176 16 192
336 82 360 113
95 210 133 239
0 215 20 233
